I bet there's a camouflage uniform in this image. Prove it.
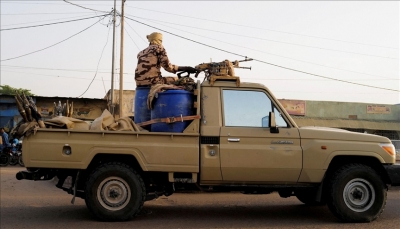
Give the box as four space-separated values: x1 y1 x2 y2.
135 44 178 86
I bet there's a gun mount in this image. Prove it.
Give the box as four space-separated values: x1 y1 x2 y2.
195 58 253 86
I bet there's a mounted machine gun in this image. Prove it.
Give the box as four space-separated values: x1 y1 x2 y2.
194 58 253 86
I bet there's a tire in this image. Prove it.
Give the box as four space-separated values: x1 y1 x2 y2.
9 155 18 166
84 162 146 221
0 153 10 167
296 190 325 206
327 163 387 222
18 155 24 167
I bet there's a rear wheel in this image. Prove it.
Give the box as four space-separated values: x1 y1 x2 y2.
85 162 146 221
327 163 386 222
0 153 10 167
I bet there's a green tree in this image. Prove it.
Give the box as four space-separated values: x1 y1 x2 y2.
0 85 35 96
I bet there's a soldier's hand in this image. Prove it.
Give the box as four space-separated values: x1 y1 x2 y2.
178 66 198 74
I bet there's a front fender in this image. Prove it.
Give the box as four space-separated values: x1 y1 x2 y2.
323 151 385 170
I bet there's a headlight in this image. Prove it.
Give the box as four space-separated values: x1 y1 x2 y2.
380 143 396 157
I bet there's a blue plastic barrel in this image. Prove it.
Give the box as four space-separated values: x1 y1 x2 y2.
134 87 151 129
151 90 194 132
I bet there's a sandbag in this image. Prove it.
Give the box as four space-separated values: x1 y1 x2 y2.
90 109 115 131
44 116 89 130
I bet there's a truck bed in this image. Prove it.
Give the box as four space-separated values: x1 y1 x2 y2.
22 129 200 173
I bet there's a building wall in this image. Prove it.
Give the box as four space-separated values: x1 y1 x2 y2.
105 90 136 118
1 94 107 131
304 101 400 121
36 97 107 120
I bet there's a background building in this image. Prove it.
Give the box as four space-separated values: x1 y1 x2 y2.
0 94 108 131
279 99 400 158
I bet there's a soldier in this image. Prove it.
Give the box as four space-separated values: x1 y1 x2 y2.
135 32 197 87
0 127 10 152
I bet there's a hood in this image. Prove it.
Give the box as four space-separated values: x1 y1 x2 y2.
298 126 391 143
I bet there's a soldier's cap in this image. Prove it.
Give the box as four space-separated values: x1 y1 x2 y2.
147 32 163 45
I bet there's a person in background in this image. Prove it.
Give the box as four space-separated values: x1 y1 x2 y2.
135 32 197 87
0 127 11 152
11 138 19 154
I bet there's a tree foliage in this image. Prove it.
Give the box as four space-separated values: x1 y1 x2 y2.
0 85 35 96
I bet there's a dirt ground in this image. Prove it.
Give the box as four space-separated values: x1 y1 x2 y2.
1 166 399 229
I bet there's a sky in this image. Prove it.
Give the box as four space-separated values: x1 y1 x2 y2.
0 1 399 105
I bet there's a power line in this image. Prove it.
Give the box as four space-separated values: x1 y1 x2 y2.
0 65 135 75
2 67 396 81
0 65 104 72
126 17 397 80
239 77 397 81
1 69 136 80
1 2 69 5
1 12 96 15
63 0 108 13
3 71 397 94
124 27 141 51
3 70 397 96
1 13 98 27
127 6 398 50
124 17 246 57
1 70 106 81
126 15 397 60
1 15 109 62
0 14 110 31
78 21 112 98
252 58 400 92
124 20 147 44
125 16 399 92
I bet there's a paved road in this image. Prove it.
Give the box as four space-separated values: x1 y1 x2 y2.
1 166 399 229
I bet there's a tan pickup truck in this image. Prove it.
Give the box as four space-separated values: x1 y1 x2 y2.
16 74 399 223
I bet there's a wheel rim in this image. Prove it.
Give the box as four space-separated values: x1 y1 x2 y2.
97 176 131 211
343 178 375 212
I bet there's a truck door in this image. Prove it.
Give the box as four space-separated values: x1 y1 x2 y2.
219 89 302 183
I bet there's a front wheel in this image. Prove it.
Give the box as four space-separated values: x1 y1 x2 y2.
327 163 387 222
85 162 146 221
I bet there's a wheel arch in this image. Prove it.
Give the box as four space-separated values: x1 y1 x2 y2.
324 155 391 186
86 153 143 174
78 154 144 189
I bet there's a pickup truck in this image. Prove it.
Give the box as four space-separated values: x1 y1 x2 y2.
16 74 400 223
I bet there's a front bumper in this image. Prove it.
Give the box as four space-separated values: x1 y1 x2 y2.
383 164 400 186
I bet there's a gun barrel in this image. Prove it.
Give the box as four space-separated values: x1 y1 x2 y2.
236 66 252 70
237 58 253 62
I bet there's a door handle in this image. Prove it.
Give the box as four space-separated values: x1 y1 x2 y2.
228 138 240 142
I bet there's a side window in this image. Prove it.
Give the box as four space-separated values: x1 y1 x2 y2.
223 90 272 127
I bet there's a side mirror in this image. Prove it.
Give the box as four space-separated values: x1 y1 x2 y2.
269 112 279 133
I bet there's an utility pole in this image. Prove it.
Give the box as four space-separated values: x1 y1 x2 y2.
109 0 117 115
119 0 125 117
